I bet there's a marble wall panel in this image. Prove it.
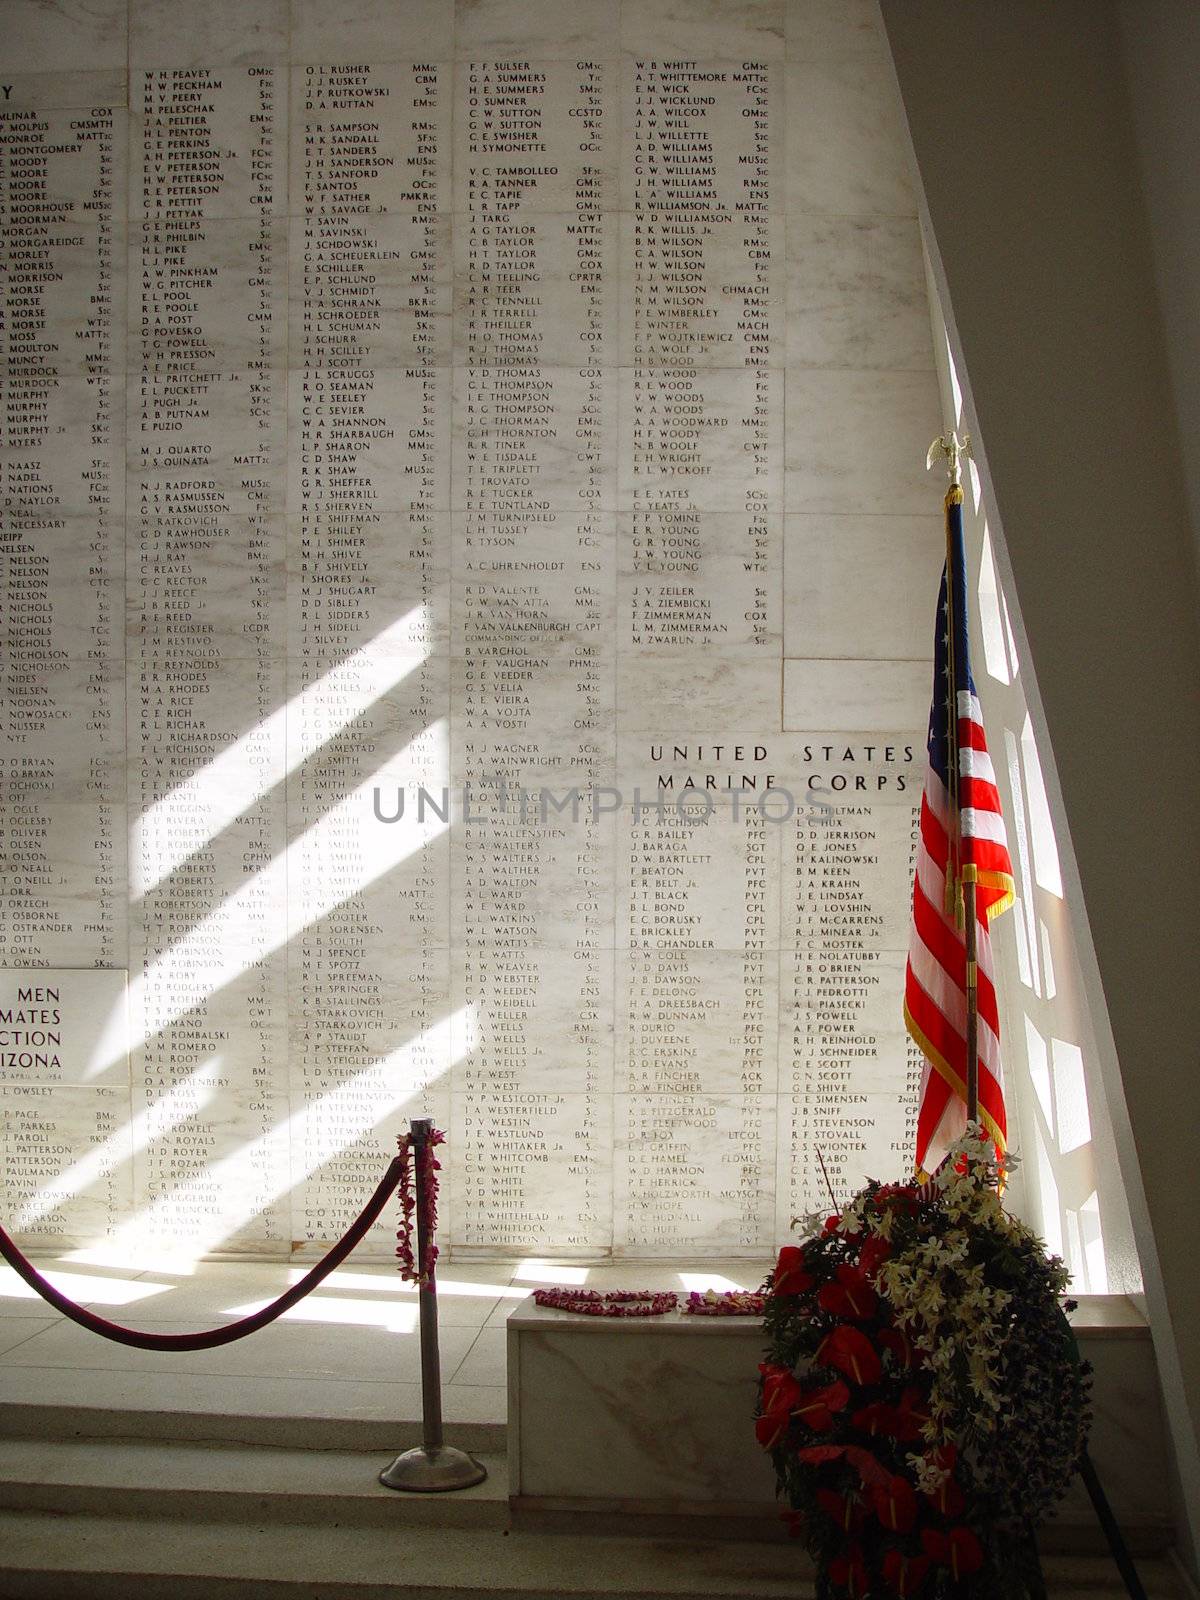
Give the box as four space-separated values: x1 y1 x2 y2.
786 54 915 219
784 656 931 731
0 802 128 968
617 656 784 731
620 0 784 61
617 945 779 1096
0 658 125 801
452 367 619 510
291 0 454 64
1 0 950 1261
786 214 931 372
783 367 941 514
451 1087 613 1254
0 1083 134 1249
619 367 784 511
2 3 128 74
459 0 620 59
0 967 128 1087
614 1090 776 1254
130 0 289 68
784 512 943 660
784 0 885 60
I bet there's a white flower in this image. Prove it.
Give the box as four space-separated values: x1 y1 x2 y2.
908 1451 951 1494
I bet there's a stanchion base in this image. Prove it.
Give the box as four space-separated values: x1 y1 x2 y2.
379 1444 488 1493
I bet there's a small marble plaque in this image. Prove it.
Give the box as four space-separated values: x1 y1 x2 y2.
0 967 128 1088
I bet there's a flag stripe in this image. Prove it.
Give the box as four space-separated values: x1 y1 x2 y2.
905 487 1015 1176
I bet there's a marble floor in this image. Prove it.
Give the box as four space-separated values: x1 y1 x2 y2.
0 1256 771 1430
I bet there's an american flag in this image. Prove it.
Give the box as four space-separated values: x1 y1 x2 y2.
904 485 1015 1176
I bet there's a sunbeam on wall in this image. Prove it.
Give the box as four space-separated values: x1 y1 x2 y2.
74 1010 469 1270
130 607 432 897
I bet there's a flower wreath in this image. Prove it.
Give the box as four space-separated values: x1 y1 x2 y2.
757 1128 1091 1600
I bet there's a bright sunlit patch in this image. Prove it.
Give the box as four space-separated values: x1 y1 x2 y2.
967 456 981 515
1020 713 1063 899
944 330 963 424
1051 1037 1091 1154
1033 1123 1064 1259
224 1294 419 1332
678 1272 756 1293
1078 1191 1108 1293
288 1268 526 1300
513 1260 588 1285
100 722 450 1074
1004 725 1041 996
977 526 1011 687
0 1267 173 1306
1039 921 1057 1000
433 1277 529 1300
97 1010 467 1268
1024 1014 1052 1127
1000 588 1020 675
21 1057 220 1224
131 607 431 897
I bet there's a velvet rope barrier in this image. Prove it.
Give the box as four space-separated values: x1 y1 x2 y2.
0 1154 405 1352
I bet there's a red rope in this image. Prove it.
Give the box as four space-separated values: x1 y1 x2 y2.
0 1155 405 1351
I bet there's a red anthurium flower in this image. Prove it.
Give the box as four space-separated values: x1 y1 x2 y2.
828 1546 870 1597
754 1412 789 1449
886 1385 931 1443
773 1244 814 1296
882 1549 931 1598
794 1379 850 1432
925 1474 966 1517
816 1488 865 1533
872 1472 919 1533
823 1214 842 1234
919 1446 964 1515
796 1442 893 1491
878 1326 922 1369
947 1527 985 1579
922 1526 985 1580
857 1234 892 1279
758 1363 804 1413
755 1364 804 1449
818 1263 878 1321
849 1400 891 1436
816 1325 883 1387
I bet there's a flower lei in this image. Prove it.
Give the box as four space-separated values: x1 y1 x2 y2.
757 1127 1091 1600
532 1288 678 1318
686 1289 767 1316
395 1127 445 1285
531 1288 766 1318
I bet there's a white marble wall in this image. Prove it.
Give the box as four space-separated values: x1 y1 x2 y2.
0 0 944 1261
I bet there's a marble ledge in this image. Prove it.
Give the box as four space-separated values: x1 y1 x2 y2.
508 1292 1149 1337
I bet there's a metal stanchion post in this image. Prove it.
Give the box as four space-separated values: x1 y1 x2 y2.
380 1118 487 1492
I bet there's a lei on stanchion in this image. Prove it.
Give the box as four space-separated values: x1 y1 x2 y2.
532 1287 766 1318
756 1127 1092 1600
395 1127 445 1284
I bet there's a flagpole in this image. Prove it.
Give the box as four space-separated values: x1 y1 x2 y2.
964 878 979 1124
929 432 979 1126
